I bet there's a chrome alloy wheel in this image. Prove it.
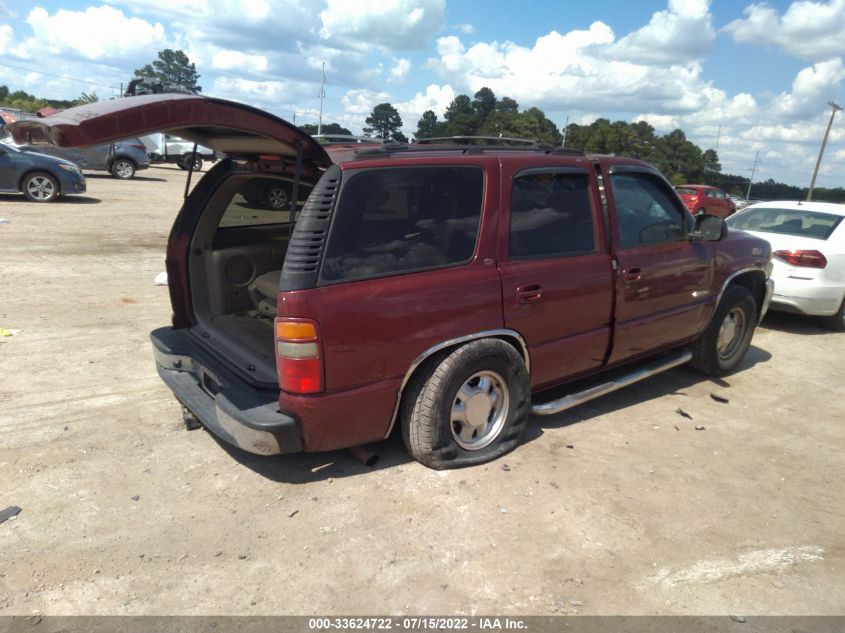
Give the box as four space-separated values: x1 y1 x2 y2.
450 370 509 451
266 186 289 210
113 160 134 179
717 306 746 360
26 176 56 200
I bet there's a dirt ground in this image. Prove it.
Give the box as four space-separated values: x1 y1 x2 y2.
0 165 843 616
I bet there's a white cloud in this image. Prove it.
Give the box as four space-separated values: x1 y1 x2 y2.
395 83 456 125
607 0 715 65
0 24 11 54
455 23 475 35
320 0 445 51
724 0 845 60
212 50 269 72
13 6 165 61
387 58 412 84
770 59 845 119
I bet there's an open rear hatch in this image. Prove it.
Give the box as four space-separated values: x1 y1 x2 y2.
8 95 334 387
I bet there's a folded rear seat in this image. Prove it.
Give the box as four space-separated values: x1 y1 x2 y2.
248 269 281 317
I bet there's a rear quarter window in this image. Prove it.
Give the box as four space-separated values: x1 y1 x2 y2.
320 166 484 282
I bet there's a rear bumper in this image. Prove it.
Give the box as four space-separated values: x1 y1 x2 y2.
150 327 302 456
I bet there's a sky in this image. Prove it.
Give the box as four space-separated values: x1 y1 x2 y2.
1 0 844 188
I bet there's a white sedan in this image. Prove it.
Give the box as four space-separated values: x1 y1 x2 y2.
726 200 845 330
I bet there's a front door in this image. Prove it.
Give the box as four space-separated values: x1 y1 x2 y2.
608 168 713 364
499 166 614 390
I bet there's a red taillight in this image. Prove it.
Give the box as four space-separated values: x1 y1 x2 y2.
274 318 323 394
773 249 827 269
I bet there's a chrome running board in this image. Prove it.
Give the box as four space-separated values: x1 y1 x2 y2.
530 349 693 416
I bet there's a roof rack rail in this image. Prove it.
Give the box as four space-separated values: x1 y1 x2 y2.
352 138 584 159
313 134 385 144
416 135 543 146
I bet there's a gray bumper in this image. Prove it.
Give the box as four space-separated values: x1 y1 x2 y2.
151 327 301 456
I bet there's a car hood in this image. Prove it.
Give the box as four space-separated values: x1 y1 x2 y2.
5 94 332 168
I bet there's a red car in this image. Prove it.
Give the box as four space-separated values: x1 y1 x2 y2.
675 184 736 218
9 95 774 469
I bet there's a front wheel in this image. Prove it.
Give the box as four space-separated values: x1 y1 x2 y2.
111 158 136 179
22 171 59 202
401 339 530 469
183 155 202 171
690 285 757 376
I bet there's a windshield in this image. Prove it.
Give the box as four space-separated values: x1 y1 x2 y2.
727 208 844 240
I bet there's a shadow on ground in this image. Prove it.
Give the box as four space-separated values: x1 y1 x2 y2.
0 193 101 205
759 310 837 335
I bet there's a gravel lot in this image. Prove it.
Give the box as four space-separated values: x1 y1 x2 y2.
1 165 843 615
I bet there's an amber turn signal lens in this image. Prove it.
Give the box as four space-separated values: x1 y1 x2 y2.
275 321 317 341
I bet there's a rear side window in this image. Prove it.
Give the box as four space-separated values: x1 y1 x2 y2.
728 208 844 240
320 166 483 282
509 171 595 258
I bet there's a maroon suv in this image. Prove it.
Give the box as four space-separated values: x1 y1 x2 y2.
9 95 774 469
675 184 737 218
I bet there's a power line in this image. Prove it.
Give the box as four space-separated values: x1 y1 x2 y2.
0 61 119 92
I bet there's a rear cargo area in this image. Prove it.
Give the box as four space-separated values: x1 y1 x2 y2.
186 173 295 386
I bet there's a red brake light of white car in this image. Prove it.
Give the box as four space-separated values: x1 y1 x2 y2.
773 249 828 268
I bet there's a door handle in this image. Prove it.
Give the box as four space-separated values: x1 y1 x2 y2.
517 284 544 303
621 267 642 282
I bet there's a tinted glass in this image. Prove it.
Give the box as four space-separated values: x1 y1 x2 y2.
675 187 696 196
218 177 294 228
612 173 688 247
509 171 595 258
727 208 843 240
321 166 483 282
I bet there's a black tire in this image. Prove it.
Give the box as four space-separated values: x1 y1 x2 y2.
689 285 757 376
820 296 845 331
401 339 530 469
111 158 136 179
183 155 202 172
22 171 59 202
263 182 291 210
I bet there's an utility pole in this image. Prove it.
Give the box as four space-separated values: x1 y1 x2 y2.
561 115 569 148
746 150 761 201
317 62 326 136
807 100 842 201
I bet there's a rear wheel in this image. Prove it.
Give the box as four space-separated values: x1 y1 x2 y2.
690 285 757 375
401 339 530 469
22 171 59 202
820 296 845 331
263 183 291 210
111 158 136 179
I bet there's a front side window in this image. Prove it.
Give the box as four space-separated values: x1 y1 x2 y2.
611 172 688 247
321 166 484 282
509 171 595 258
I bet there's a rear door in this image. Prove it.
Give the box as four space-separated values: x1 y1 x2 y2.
498 164 614 389
607 165 713 364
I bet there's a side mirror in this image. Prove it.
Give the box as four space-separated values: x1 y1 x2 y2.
690 214 726 241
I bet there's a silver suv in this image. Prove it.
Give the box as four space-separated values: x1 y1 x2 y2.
18 137 150 179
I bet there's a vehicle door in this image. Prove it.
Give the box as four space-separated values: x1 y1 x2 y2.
23 144 86 167
498 166 614 389
78 143 112 170
0 144 18 190
607 165 713 364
